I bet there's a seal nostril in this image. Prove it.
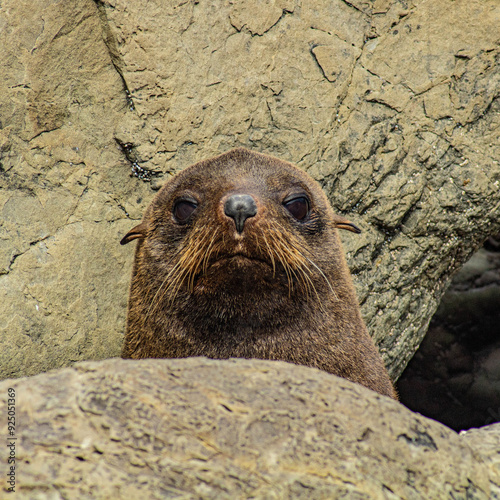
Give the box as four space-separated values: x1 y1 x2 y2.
224 194 257 234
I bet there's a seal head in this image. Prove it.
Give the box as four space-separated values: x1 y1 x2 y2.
121 148 396 399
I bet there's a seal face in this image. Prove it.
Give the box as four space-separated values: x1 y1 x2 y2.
121 148 397 399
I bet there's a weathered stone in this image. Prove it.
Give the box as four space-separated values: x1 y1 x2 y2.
462 424 500 499
0 358 497 498
1 0 499 380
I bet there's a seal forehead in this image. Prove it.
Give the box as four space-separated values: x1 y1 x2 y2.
171 147 321 198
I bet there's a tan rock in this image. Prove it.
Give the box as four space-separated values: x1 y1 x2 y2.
229 0 295 36
0 358 497 498
1 0 499 380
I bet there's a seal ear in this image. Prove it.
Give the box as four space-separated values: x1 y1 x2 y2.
120 222 148 245
335 216 361 234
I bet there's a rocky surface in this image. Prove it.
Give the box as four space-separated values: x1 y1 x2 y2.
1 357 499 499
1 0 500 380
462 423 500 496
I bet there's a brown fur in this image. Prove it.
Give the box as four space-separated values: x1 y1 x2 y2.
121 148 397 399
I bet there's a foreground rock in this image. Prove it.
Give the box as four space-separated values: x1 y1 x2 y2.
1 0 500 380
1 358 498 498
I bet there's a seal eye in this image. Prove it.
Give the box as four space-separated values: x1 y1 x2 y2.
173 200 197 222
284 196 309 221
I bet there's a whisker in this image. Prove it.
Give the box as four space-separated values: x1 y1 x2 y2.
146 258 182 319
261 230 276 277
269 220 338 303
147 227 215 317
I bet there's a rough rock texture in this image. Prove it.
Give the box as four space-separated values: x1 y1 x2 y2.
462 423 500 497
1 357 498 499
1 0 500 379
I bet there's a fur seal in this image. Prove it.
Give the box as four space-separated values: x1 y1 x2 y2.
121 148 397 399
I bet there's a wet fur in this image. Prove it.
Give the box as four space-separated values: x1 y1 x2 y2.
121 148 397 399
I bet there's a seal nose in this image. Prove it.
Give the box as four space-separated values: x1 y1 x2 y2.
224 194 257 234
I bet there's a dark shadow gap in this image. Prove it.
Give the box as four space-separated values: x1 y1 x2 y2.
397 233 500 432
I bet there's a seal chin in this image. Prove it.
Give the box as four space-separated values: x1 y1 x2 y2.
192 254 278 295
209 254 273 273
219 253 262 264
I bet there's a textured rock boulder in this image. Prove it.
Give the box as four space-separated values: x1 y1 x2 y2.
1 358 498 498
1 0 499 379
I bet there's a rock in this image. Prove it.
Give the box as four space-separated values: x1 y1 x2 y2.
462 423 500 499
0 0 150 379
0 357 497 498
1 0 500 380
